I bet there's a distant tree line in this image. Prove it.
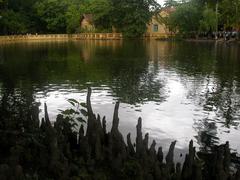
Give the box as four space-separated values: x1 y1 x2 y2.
0 0 160 37
164 0 240 38
1 0 238 38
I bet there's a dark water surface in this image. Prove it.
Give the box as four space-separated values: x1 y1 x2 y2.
1 40 240 156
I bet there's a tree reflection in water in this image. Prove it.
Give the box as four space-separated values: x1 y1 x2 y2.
0 40 240 155
161 41 240 151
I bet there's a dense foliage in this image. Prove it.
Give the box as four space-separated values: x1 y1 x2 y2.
0 0 160 37
1 0 239 37
110 0 160 37
167 1 202 36
165 0 240 37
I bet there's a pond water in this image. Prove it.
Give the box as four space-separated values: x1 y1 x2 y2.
1 40 240 157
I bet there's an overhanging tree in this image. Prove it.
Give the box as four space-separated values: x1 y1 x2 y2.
199 5 217 32
219 0 240 30
110 0 160 38
167 1 202 37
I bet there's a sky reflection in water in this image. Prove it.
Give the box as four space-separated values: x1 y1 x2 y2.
0 40 240 158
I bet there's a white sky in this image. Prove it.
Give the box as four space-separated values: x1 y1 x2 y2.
157 0 165 5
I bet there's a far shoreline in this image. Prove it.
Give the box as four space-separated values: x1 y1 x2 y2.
0 33 123 43
184 38 240 43
1 34 239 45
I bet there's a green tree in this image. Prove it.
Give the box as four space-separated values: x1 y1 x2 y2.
110 0 160 37
65 3 81 33
219 0 240 30
0 0 41 34
167 1 202 36
199 5 217 32
34 0 68 33
0 10 28 34
83 0 113 31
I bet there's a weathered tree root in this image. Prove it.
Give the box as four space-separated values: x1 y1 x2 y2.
0 87 239 179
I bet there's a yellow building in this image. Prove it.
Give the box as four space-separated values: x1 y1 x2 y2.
146 7 175 39
80 14 95 32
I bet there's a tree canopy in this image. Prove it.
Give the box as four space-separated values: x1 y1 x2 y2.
110 0 160 37
167 1 202 35
165 0 240 37
219 0 240 30
0 0 160 37
1 0 239 37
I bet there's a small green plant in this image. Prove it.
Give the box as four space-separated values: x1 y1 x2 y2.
58 99 88 129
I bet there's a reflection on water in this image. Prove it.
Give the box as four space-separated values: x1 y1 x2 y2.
0 40 240 155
